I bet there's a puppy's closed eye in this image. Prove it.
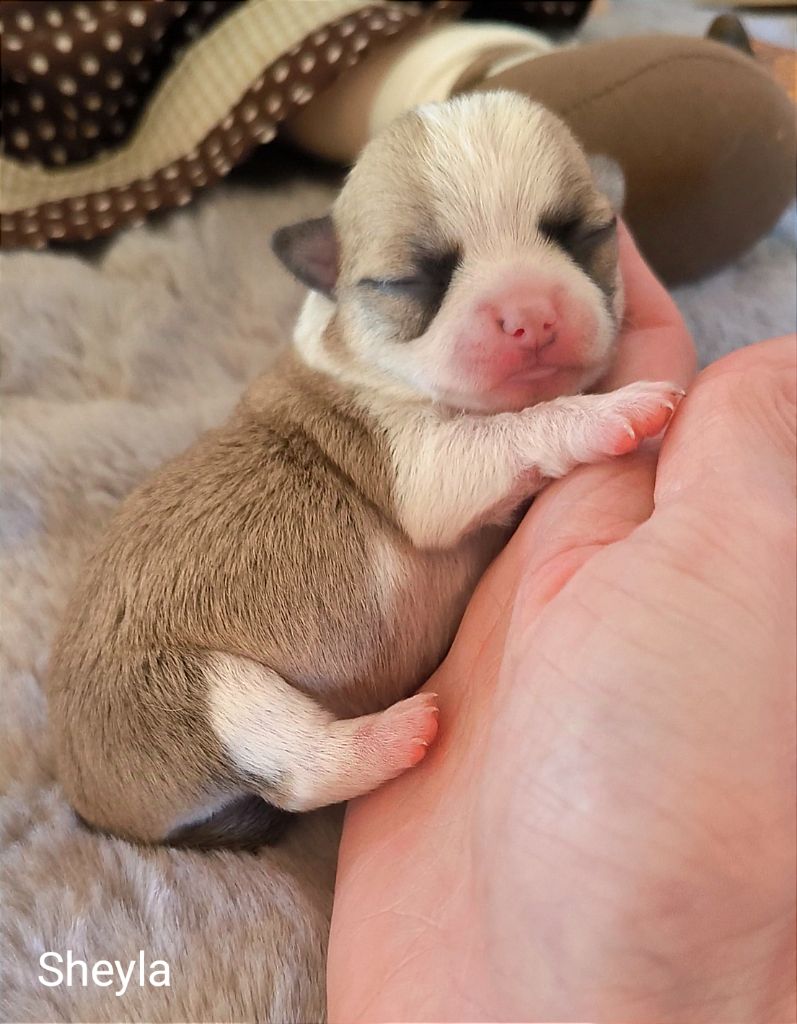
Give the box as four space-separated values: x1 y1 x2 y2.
539 214 617 268
359 247 461 339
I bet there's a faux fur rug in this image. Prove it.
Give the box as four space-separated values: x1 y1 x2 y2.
1 6 795 1024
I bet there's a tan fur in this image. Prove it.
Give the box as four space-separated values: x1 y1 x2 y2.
47 93 672 848
47 346 487 841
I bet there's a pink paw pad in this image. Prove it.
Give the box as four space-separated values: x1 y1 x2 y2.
606 383 685 455
357 692 440 773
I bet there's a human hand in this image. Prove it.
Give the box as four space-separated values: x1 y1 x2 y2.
327 227 796 1023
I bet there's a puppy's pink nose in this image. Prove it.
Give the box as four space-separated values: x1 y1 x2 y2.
497 299 558 348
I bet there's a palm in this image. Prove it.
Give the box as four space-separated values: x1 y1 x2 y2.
327 228 796 1023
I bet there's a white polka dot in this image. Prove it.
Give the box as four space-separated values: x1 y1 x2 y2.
271 61 289 83
228 127 243 147
80 53 100 75
175 190 191 206
69 196 87 210
240 103 258 123
312 30 329 46
92 194 111 211
265 93 282 115
104 30 122 51
44 204 62 219
370 14 386 30
251 122 276 144
46 8 64 27
12 128 30 149
205 138 221 156
339 20 355 37
326 42 342 63
290 83 312 106
29 92 45 111
97 214 115 229
128 47 144 65
352 34 368 53
50 145 68 164
22 220 39 234
16 11 34 32
138 179 157 192
127 4 146 25
252 75 265 91
5 35 23 51
118 194 136 212
38 121 56 140
63 102 79 119
161 165 180 180
101 0 119 11
55 33 73 53
386 7 404 20
81 17 99 33
74 4 92 21
81 121 99 139
298 52 316 73
107 70 124 89
143 194 160 210
59 76 78 96
48 223 66 239
221 114 234 130
190 171 207 187
85 93 102 110
30 54 49 75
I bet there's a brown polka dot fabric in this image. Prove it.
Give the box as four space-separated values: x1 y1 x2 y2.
1 1 239 167
0 0 463 250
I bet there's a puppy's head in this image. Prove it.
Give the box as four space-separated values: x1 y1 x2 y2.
273 92 624 413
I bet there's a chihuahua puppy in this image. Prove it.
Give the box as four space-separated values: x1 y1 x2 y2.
47 93 682 850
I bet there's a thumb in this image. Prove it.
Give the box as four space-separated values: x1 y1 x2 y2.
655 335 796 516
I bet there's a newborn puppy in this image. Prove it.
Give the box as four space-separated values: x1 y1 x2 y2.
48 92 682 850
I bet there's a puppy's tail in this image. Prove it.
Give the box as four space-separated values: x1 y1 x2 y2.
165 795 292 852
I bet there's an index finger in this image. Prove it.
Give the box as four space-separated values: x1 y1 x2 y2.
600 220 697 390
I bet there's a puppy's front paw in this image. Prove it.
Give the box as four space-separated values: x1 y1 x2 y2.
599 381 685 456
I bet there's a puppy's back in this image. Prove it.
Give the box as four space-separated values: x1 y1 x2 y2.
46 354 397 845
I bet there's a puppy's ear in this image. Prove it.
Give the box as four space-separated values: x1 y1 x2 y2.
271 215 339 296
587 155 625 214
